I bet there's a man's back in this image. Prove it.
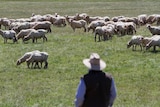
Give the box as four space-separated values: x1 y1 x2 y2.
82 70 112 107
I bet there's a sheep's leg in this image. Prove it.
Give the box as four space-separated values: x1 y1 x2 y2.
83 27 86 32
32 38 35 43
140 45 142 51
98 35 101 42
44 61 48 69
27 62 30 69
45 36 47 41
94 33 97 42
31 62 34 69
132 45 134 51
153 46 156 52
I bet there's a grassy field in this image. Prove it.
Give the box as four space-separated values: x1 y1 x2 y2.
0 0 160 107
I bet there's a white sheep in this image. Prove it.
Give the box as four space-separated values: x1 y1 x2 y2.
146 35 160 52
94 26 108 42
146 24 160 35
87 20 106 33
69 19 87 32
127 35 143 51
137 14 147 26
16 50 40 66
0 29 17 43
16 28 35 40
23 29 47 43
26 51 48 69
53 16 66 27
103 24 116 40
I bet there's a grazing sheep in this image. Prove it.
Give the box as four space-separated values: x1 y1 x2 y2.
146 35 160 52
16 28 35 40
140 36 153 47
127 35 143 51
32 21 52 33
16 50 40 66
87 20 106 33
146 24 160 35
11 22 31 33
26 51 48 69
23 29 47 43
69 19 87 32
0 29 17 43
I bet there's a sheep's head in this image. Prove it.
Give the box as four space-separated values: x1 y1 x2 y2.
13 37 17 43
23 37 30 42
146 24 151 29
16 59 21 65
146 44 150 50
127 41 132 48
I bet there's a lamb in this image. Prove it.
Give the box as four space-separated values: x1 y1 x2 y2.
69 19 87 32
0 29 17 43
16 28 35 40
146 35 160 52
146 24 160 35
26 51 48 69
127 35 143 51
23 29 47 43
32 21 52 33
16 50 40 66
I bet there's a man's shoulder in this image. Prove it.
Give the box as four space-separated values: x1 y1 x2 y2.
104 72 112 79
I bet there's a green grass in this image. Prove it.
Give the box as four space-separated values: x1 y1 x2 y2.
0 0 160 107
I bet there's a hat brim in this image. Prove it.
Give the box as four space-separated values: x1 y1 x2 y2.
83 59 106 70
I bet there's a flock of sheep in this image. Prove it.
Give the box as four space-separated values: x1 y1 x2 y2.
1 13 160 68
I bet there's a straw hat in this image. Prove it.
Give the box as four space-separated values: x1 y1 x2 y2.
83 53 106 70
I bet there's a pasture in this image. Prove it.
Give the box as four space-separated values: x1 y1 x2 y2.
0 0 160 107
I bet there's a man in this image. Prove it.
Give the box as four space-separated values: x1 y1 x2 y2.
75 53 117 107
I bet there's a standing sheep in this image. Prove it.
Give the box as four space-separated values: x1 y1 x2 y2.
69 19 87 32
146 24 160 35
0 29 17 43
127 35 143 51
